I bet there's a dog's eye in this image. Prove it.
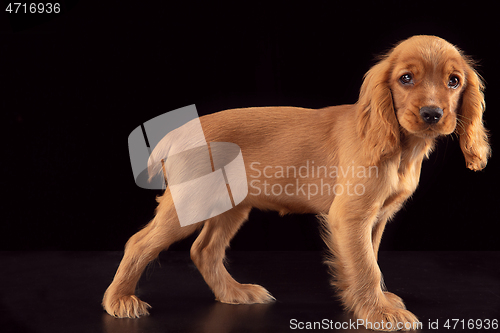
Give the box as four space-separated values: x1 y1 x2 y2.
400 73 413 85
448 76 460 89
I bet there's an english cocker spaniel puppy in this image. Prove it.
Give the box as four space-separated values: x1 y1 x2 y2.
103 35 490 331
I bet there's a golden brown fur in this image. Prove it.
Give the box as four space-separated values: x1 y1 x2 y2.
103 36 490 331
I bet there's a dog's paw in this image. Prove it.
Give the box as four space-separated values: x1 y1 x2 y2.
216 283 276 305
357 304 419 331
384 291 406 309
102 294 151 318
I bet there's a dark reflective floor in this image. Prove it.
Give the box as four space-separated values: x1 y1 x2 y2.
1 251 499 332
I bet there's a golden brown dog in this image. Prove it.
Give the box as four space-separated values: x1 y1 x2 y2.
103 35 490 331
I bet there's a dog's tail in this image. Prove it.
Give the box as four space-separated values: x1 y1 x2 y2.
147 118 208 188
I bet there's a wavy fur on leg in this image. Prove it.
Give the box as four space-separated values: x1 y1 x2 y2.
103 294 151 318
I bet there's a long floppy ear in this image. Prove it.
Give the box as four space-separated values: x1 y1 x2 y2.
458 62 491 171
356 57 400 165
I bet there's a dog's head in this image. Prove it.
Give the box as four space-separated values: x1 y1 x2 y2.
356 35 490 170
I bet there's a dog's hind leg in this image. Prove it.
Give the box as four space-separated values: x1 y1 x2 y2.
102 189 201 318
190 205 275 304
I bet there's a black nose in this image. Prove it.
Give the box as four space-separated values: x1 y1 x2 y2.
419 106 443 124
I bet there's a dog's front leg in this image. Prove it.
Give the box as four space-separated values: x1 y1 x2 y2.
322 195 418 332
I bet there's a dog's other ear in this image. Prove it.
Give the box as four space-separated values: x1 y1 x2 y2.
356 57 400 165
457 61 491 171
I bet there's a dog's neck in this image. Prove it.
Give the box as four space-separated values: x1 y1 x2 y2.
397 132 436 170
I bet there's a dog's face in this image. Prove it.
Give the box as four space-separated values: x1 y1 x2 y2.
389 36 468 138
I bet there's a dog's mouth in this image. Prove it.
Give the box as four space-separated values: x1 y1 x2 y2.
400 119 443 138
399 110 455 139
410 129 438 139
418 125 443 137
412 122 456 138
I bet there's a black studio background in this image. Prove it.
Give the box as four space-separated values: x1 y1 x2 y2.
2 0 499 251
